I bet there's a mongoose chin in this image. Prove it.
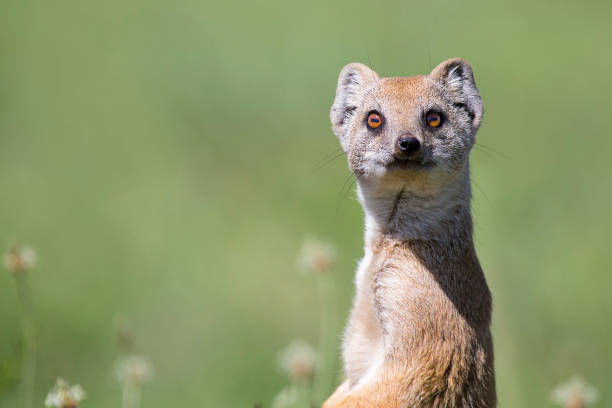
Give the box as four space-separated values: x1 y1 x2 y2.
323 58 496 408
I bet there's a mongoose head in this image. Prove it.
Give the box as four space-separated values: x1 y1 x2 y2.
331 58 483 193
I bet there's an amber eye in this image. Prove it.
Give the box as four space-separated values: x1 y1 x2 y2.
426 111 442 128
367 112 382 129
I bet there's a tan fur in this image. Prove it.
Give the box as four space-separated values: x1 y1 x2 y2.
324 59 495 407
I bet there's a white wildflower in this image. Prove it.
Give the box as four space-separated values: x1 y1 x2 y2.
297 238 336 275
551 374 598 408
278 339 316 381
116 355 154 386
45 378 86 408
3 244 36 274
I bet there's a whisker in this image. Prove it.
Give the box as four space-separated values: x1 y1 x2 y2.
474 142 511 159
334 172 357 218
473 145 497 159
316 147 344 163
311 148 345 172
471 178 491 208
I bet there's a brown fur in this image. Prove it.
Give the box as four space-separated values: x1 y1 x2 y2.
324 59 495 407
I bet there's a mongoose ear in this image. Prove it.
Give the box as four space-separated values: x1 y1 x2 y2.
430 58 483 129
330 63 379 149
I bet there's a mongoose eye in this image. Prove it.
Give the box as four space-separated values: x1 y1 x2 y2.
367 112 383 129
426 111 442 128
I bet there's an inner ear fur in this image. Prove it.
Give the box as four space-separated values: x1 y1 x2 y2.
330 63 379 148
430 58 483 129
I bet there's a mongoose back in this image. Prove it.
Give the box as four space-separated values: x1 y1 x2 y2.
323 59 495 408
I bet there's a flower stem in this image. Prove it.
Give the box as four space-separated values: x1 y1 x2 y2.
15 273 37 408
122 382 141 408
293 379 311 408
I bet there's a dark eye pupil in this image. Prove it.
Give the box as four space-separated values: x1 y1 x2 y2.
370 117 379 123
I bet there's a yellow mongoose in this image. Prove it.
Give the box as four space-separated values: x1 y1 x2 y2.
323 59 495 408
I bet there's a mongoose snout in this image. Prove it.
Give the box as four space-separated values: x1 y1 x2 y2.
395 134 421 156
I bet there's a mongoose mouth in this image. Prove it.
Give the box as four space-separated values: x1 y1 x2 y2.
387 158 435 172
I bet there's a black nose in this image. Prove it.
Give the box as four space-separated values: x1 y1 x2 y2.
397 136 420 154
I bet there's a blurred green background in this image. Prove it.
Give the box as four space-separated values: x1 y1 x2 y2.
1 0 611 406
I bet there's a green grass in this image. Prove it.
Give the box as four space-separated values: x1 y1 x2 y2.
1 0 611 406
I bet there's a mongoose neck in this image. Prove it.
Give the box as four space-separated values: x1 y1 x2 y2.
357 165 473 244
